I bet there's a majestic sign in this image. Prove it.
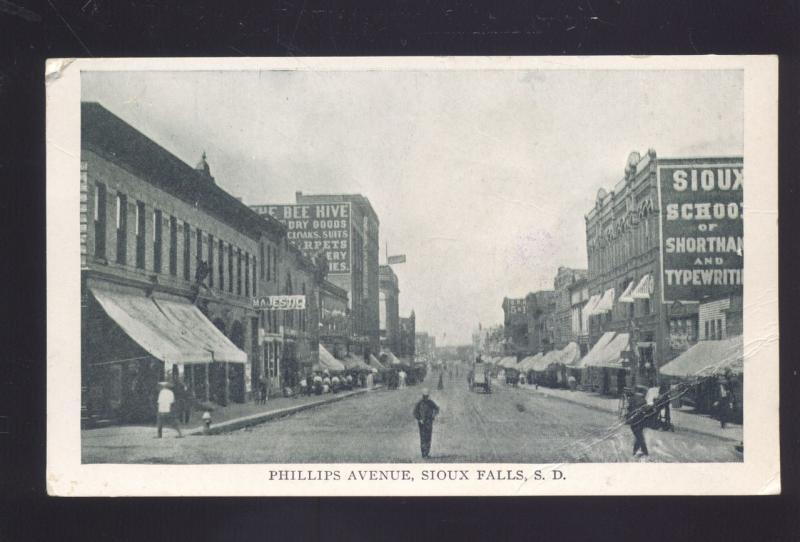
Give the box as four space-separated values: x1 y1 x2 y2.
657 159 743 302
253 203 352 274
252 295 307 310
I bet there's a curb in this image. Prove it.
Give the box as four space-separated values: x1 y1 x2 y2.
521 385 742 443
189 386 381 435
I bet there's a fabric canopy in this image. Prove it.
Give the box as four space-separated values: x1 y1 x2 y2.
557 342 583 367
618 280 636 303
342 355 373 372
572 332 615 369
316 345 346 372
592 288 616 314
660 336 743 378
632 274 653 299
498 356 518 368
519 353 545 371
582 295 600 331
369 354 387 371
383 351 402 365
91 288 246 364
584 333 630 369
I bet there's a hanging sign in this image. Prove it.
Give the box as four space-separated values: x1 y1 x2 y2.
252 295 307 310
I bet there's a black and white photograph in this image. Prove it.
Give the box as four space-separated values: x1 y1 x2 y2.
45 56 778 496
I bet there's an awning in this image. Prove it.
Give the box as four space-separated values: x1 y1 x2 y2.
153 297 247 363
618 280 636 303
383 351 402 366
660 336 743 378
369 354 387 371
557 342 583 367
572 332 616 369
91 288 246 365
584 333 630 369
342 354 373 372
592 288 616 314
315 344 346 373
632 274 653 299
498 356 518 368
582 294 601 330
529 353 553 372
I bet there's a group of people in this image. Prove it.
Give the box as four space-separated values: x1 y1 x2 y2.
306 370 365 395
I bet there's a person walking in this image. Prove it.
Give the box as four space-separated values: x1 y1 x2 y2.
156 381 183 438
174 380 192 424
717 371 734 429
626 387 650 457
437 371 444 390
413 389 440 459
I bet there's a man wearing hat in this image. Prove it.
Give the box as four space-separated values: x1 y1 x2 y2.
625 385 651 457
413 389 440 458
156 381 183 438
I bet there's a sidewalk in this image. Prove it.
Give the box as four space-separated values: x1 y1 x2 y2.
519 383 743 443
83 385 381 440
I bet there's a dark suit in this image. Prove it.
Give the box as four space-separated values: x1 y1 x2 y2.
413 397 440 458
626 394 650 456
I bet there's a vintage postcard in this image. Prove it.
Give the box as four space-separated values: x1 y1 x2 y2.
46 56 779 496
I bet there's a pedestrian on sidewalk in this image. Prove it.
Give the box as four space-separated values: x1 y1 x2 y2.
437 372 444 390
258 377 268 404
174 380 192 424
716 370 734 429
156 381 183 439
626 387 650 457
413 389 440 459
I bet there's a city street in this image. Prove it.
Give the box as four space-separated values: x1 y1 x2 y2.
83 372 741 464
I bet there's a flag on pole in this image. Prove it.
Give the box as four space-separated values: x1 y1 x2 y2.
387 254 406 264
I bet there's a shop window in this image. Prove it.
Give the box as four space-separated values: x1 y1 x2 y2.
135 201 145 269
115 193 127 265
153 209 162 273
94 182 107 259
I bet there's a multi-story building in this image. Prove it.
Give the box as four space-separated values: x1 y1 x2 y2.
583 150 742 394
568 276 591 356
399 311 416 358
81 102 289 425
415 332 436 358
502 297 528 355
552 267 587 349
525 290 556 354
252 192 381 358
318 279 351 359
379 265 401 354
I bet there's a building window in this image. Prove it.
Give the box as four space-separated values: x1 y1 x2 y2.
301 283 307 331
252 253 257 296
94 182 107 259
704 321 710 340
153 209 162 273
115 193 127 264
208 234 214 287
237 248 242 295
196 228 203 265
183 222 191 280
218 239 225 291
169 216 178 275
245 252 250 297
272 246 277 281
135 201 145 269
260 242 265 279
228 244 234 293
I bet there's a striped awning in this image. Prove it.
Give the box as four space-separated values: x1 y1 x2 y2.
632 274 653 299
618 280 636 303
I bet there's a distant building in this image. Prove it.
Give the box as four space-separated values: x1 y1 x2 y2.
415 332 436 358
318 279 351 359
525 290 556 354
379 265 400 354
502 297 529 354
399 311 416 358
553 267 587 349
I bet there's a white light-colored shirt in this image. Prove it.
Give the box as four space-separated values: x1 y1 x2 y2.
157 389 175 414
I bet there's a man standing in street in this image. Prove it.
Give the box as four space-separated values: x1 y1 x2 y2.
156 381 183 438
626 387 650 457
413 389 440 459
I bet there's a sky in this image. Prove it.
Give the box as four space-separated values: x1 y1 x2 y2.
82 68 743 345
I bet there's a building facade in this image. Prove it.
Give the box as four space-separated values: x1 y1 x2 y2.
583 150 742 393
415 332 436 358
398 311 416 358
525 290 556 354
379 265 401 354
81 103 281 424
502 297 528 355
318 279 351 359
552 267 587 349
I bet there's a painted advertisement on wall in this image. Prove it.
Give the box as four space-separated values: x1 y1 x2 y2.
657 158 743 302
253 203 351 274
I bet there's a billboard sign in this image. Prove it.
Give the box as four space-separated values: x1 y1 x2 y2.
252 295 307 310
253 203 351 274
657 159 743 302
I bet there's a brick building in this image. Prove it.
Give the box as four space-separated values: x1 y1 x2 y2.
552 267 587 349
399 311 416 358
582 150 742 394
379 265 401 354
502 297 528 355
525 290 557 354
